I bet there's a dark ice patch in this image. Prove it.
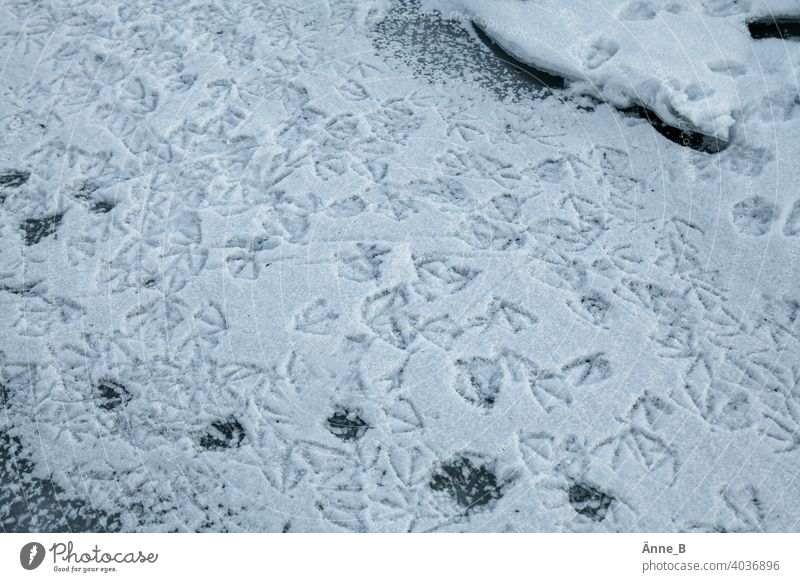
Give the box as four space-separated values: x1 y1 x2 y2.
0 171 30 189
621 105 728 153
430 455 503 511
90 200 116 214
471 22 568 90
0 429 120 532
199 417 245 450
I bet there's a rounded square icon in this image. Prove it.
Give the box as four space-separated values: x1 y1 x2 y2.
20 542 46 570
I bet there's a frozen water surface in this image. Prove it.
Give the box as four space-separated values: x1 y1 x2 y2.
1 0 799 532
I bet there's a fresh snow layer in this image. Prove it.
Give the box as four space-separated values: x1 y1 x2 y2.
435 0 800 140
1 0 800 532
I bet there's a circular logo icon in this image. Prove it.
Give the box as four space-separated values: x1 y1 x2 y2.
20 542 46 570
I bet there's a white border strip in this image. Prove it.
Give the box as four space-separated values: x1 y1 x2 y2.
1 533 799 581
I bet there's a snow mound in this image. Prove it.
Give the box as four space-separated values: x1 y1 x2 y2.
434 0 800 140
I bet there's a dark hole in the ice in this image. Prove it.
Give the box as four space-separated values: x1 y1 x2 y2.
0 171 30 189
326 409 369 441
0 382 7 409
748 18 800 40
471 22 568 90
95 378 131 411
91 200 116 214
567 482 614 522
21 213 63 246
200 417 245 450
620 105 727 153
430 456 503 511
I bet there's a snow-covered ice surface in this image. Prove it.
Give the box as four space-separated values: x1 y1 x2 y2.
1 0 799 532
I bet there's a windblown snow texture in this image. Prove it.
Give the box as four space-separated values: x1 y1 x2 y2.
1 0 799 532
